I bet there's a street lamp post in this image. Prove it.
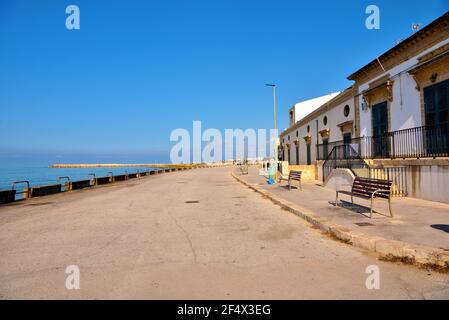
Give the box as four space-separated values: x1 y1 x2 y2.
265 84 278 162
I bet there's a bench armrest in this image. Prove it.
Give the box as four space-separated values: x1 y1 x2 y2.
372 189 390 198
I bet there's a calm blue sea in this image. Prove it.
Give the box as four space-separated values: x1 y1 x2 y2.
0 166 159 192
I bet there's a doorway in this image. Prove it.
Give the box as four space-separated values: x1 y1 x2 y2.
306 143 311 165
424 79 449 156
295 144 300 165
371 101 389 158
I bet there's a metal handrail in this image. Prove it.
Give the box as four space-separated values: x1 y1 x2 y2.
58 176 71 192
12 180 29 190
12 180 30 198
87 173 96 186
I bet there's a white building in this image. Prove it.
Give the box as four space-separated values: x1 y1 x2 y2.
280 11 449 203
288 92 340 127
281 88 355 166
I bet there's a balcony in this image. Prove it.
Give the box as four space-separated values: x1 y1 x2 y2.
316 125 449 161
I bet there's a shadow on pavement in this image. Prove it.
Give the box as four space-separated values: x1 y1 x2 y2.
431 224 449 234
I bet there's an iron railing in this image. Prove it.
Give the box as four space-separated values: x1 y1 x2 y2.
322 145 370 182
322 145 408 197
317 125 449 160
355 167 408 197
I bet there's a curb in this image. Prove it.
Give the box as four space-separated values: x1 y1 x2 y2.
231 171 449 271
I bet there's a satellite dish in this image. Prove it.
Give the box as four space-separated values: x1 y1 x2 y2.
412 23 422 32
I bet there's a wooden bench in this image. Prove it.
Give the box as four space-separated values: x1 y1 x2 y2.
335 177 393 218
278 170 302 191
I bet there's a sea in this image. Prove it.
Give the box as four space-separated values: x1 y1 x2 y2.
0 165 160 192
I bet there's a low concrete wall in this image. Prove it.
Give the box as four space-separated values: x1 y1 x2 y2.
0 190 16 204
324 168 356 191
70 180 92 191
408 164 449 203
29 184 62 198
150 171 156 175
113 175 128 182
287 165 317 181
96 177 112 185
372 159 449 204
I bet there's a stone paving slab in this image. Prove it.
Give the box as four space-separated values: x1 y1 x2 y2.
233 168 449 269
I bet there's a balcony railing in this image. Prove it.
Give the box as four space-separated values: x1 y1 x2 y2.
316 125 449 161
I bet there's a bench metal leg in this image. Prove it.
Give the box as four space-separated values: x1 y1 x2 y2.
370 197 374 219
288 180 292 191
388 198 393 218
335 191 339 204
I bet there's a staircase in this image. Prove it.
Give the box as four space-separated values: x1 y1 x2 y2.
322 145 370 182
322 145 408 197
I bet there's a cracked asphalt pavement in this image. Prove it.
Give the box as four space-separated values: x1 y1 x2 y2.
0 167 448 299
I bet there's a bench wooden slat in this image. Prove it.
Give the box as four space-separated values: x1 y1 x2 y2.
334 176 393 218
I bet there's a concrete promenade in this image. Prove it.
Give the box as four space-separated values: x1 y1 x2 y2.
233 168 449 268
0 167 448 299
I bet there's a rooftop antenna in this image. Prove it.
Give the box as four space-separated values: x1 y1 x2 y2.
412 23 422 33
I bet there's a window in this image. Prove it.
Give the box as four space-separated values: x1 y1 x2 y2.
344 105 350 117
307 125 310 133
323 116 328 126
424 79 448 128
296 131 299 137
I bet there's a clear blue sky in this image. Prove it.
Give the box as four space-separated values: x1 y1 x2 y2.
0 0 448 164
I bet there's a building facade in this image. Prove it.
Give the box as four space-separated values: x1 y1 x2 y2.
280 87 355 166
279 11 449 203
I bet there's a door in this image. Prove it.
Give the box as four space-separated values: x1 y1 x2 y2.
306 143 311 165
371 101 389 158
322 138 329 160
342 133 351 158
424 79 449 156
